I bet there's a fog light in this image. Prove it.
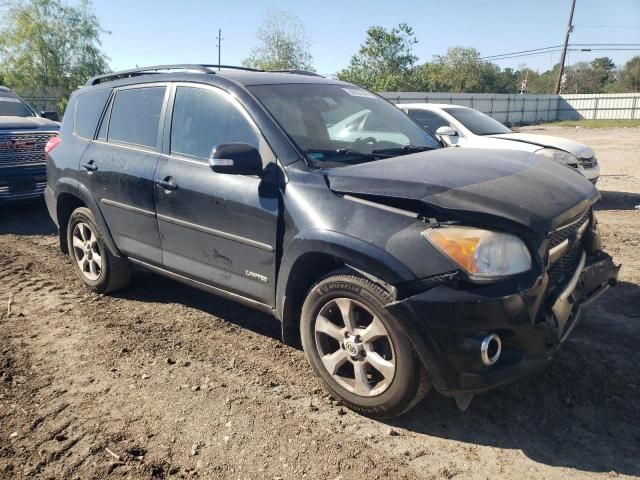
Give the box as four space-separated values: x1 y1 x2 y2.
481 333 502 366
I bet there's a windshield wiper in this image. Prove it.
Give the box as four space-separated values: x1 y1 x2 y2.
304 148 383 163
371 145 434 156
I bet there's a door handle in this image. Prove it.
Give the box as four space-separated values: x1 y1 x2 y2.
81 161 98 172
157 178 178 191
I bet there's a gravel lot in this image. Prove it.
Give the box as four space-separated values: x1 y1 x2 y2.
1 126 639 480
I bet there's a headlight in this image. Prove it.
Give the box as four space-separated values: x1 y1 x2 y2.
580 156 597 168
535 148 579 166
423 226 532 280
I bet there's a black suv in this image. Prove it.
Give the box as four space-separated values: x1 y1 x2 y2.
45 65 619 418
0 86 59 201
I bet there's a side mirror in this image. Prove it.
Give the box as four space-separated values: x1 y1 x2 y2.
41 111 59 122
209 143 263 176
435 126 458 137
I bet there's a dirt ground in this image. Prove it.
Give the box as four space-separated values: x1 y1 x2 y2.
1 126 639 480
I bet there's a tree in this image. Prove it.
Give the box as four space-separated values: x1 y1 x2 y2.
0 0 109 112
617 56 640 92
590 57 616 92
495 67 520 94
337 23 418 91
429 47 501 93
243 10 314 71
591 56 615 72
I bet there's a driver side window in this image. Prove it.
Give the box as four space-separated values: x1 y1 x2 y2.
170 86 259 160
407 109 450 134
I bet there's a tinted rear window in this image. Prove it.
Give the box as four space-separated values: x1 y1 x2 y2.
108 87 166 149
74 89 111 139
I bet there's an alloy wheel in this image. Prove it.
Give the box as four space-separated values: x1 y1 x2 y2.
71 222 102 281
314 297 396 397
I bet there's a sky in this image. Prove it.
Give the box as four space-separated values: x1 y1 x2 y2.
88 0 640 75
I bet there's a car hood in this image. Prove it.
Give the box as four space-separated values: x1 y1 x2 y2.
488 132 593 158
0 115 60 130
326 148 598 233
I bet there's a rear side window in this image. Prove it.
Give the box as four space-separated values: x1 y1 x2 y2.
170 86 258 160
108 87 166 149
407 109 450 133
74 89 111 139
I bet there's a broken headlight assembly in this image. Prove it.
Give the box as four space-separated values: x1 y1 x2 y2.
423 226 532 281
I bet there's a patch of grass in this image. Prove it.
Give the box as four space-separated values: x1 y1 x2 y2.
541 119 640 128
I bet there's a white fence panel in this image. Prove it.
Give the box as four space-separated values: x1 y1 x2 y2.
380 92 640 124
559 94 640 120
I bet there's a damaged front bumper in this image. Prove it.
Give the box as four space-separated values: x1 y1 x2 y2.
387 251 620 397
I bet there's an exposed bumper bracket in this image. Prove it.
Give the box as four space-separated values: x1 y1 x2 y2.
552 251 620 342
552 251 587 331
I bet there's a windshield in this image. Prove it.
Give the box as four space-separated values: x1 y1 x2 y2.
0 93 36 117
248 83 440 166
443 107 511 136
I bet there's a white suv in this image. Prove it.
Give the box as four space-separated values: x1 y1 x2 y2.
398 103 599 184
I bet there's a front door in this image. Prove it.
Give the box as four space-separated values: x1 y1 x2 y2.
154 84 278 306
86 84 169 264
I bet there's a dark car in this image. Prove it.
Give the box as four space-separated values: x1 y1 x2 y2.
44 65 619 418
0 86 59 201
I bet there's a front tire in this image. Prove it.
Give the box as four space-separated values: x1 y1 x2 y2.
300 271 430 418
66 207 131 293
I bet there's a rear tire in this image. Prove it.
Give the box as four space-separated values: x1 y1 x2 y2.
300 271 430 419
66 207 131 293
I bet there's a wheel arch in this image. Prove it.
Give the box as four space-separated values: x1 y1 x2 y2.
53 179 121 257
276 229 416 346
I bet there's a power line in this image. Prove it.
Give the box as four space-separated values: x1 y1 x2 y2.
482 49 565 61
570 43 640 46
481 44 640 61
480 45 563 60
582 48 640 51
483 48 640 62
574 24 640 29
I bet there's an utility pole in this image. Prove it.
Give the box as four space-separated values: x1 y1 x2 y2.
216 29 222 70
555 0 576 94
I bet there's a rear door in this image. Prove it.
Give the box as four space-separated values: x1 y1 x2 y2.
83 84 169 264
154 83 279 306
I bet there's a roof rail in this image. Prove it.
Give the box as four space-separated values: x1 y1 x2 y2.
86 64 271 86
269 69 324 77
86 64 217 86
200 64 264 72
85 64 323 86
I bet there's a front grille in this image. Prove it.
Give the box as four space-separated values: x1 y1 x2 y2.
548 244 582 288
548 209 590 250
546 209 590 292
0 131 57 167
